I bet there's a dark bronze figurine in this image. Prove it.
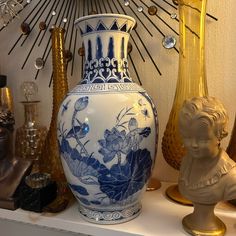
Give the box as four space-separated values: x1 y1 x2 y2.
0 127 32 210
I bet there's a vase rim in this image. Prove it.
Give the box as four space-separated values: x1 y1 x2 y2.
74 13 136 26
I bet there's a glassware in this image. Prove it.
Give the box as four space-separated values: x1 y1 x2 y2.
227 115 236 162
15 82 47 173
227 116 236 206
162 0 208 204
39 27 69 195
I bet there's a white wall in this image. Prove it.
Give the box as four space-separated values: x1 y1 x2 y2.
0 0 235 182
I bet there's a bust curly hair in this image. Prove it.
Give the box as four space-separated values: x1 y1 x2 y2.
179 96 228 141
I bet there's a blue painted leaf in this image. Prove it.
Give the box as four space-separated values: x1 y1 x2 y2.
59 137 109 179
139 127 151 138
90 200 101 205
78 197 90 205
69 184 89 196
98 149 152 201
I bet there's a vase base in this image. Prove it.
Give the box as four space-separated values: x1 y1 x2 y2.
79 202 141 224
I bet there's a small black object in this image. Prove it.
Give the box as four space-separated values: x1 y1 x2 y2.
0 75 7 88
19 180 57 213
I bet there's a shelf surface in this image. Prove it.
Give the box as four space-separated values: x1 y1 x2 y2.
0 182 236 236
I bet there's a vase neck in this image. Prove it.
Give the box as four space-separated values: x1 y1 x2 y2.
176 0 208 101
75 14 136 84
22 101 39 128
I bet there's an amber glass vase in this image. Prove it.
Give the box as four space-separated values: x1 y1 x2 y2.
40 27 69 195
227 116 236 206
162 0 208 204
227 116 236 162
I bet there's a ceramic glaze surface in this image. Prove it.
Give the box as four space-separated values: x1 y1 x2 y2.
57 14 158 224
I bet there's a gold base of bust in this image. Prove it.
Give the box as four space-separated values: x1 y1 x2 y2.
182 214 226 236
146 178 161 191
166 184 192 206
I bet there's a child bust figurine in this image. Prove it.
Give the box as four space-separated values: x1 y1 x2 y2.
0 127 32 209
178 96 236 236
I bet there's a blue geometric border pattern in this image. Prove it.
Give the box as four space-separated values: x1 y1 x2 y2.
80 19 132 36
81 57 132 84
79 202 141 224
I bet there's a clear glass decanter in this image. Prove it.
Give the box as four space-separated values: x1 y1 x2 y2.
15 82 47 173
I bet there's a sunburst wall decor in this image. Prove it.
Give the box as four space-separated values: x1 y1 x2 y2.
0 0 217 87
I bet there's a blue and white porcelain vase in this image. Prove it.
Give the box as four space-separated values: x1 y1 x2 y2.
57 14 158 224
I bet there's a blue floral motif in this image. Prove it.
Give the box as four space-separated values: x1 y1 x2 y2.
74 96 89 111
98 128 127 163
98 107 151 164
58 100 153 206
98 149 152 201
66 123 89 139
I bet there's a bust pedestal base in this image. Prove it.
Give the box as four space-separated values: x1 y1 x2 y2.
182 203 226 236
182 214 226 236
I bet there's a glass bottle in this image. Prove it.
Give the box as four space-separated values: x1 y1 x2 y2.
15 82 47 173
162 0 208 204
39 27 69 195
227 115 236 162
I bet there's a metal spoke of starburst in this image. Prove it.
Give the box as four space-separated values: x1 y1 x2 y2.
20 0 51 47
151 0 200 39
34 0 69 80
8 0 46 54
37 0 60 46
132 0 180 54
96 0 103 14
139 0 179 35
94 0 99 13
48 0 76 86
125 1 153 37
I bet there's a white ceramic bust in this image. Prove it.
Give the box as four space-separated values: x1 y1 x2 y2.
178 96 236 236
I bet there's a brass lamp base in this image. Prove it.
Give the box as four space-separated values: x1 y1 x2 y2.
182 215 226 236
166 184 192 206
146 178 161 191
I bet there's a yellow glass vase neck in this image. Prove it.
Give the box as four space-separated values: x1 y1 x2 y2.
175 0 208 103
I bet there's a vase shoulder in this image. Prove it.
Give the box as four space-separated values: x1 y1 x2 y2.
69 83 145 94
